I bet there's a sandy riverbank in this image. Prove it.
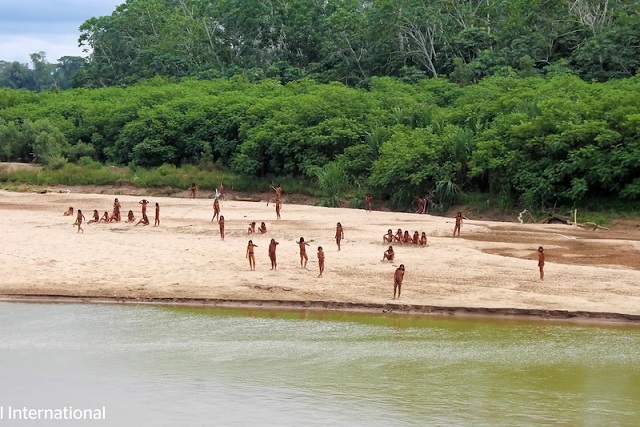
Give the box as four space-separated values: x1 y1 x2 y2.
1 190 639 317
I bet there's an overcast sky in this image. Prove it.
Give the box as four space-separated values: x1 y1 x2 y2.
0 0 123 64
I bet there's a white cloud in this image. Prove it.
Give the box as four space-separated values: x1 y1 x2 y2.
0 0 123 64
0 34 86 64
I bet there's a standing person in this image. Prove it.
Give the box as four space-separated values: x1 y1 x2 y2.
88 210 100 224
364 193 372 212
271 183 282 200
75 209 86 234
112 198 121 222
416 196 425 214
188 182 197 199
136 199 150 226
154 203 160 227
246 240 257 271
393 265 405 299
317 246 325 278
218 182 225 201
268 238 279 270
218 215 225 241
335 222 344 251
212 198 220 221
296 237 310 268
275 198 282 220
453 212 463 237
538 246 545 281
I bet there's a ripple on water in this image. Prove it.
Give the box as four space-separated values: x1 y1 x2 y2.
1 302 639 426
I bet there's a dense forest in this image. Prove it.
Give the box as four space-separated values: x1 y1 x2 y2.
2 0 639 90
0 0 639 212
1 74 639 210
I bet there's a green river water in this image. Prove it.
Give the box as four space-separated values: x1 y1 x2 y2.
0 302 639 426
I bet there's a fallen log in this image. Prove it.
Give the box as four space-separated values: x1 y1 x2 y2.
233 196 262 202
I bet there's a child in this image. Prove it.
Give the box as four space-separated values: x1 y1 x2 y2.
394 229 403 243
188 182 197 199
154 203 160 227
335 222 344 251
383 229 394 244
75 209 86 234
268 238 279 270
219 215 225 241
258 222 267 234
538 246 545 281
317 246 325 278
247 222 256 234
246 240 257 271
212 198 220 221
412 231 419 245
99 211 109 223
112 198 121 222
453 212 463 237
420 232 428 247
126 210 135 223
365 193 372 212
403 230 411 244
88 210 100 224
218 182 225 201
393 264 405 300
296 237 310 268
382 246 394 261
275 198 282 220
63 207 74 216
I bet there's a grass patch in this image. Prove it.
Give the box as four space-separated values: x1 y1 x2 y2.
0 161 317 195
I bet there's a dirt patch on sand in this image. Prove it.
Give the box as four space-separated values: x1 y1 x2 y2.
465 223 640 270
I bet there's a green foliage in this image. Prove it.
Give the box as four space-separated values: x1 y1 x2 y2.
46 155 69 170
435 179 462 214
3 0 640 92
350 187 366 209
1 71 640 213
310 161 350 207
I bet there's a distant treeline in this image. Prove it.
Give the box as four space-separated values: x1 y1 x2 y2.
0 53 84 92
2 0 639 91
1 74 639 210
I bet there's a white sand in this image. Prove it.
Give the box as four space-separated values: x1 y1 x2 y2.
1 190 639 315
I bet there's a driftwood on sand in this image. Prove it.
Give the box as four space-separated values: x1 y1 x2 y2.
233 196 262 202
517 209 609 231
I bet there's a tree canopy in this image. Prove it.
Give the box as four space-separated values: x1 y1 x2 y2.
1 73 639 209
4 0 638 91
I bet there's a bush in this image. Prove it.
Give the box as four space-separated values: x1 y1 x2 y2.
45 155 69 170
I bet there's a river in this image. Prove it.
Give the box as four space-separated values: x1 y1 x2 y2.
1 302 639 426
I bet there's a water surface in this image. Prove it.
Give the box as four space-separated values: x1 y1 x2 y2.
1 303 639 426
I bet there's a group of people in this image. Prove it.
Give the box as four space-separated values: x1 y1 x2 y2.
241 219 341 278
67 198 159 233
65 182 545 300
383 229 429 246
247 221 268 234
